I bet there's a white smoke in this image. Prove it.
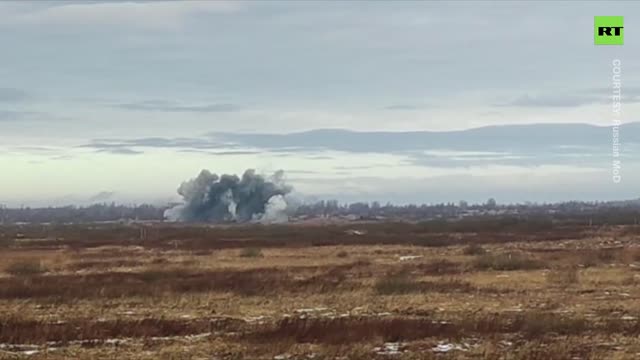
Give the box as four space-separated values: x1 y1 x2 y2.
220 189 237 220
259 195 289 224
163 204 185 222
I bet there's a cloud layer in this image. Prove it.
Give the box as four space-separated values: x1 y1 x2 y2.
1 1 639 206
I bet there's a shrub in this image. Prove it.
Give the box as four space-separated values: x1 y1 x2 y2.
239 247 263 258
5 260 48 276
577 249 622 267
515 312 588 338
150 257 170 265
621 275 639 286
336 250 349 258
629 248 640 262
415 259 461 275
462 243 487 256
596 249 619 262
500 340 594 360
547 267 579 286
472 252 543 271
0 238 14 248
138 271 166 283
374 273 420 295
192 249 214 256
422 278 477 293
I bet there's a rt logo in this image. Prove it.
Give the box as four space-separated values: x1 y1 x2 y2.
595 16 624 45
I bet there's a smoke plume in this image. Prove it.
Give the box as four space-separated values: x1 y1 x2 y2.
165 169 293 223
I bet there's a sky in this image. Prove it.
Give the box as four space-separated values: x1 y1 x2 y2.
0 0 638 207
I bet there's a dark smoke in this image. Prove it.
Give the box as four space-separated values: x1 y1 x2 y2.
165 169 292 223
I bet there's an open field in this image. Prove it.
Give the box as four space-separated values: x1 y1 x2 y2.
1 220 640 359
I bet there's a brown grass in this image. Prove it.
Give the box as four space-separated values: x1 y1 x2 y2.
239 247 264 258
472 252 544 271
462 243 487 256
0 317 217 344
5 259 48 276
414 259 462 275
67 259 145 271
248 311 621 344
547 267 580 287
0 262 372 300
0 222 638 359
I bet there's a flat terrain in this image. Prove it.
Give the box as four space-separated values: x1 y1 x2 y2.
1 220 640 359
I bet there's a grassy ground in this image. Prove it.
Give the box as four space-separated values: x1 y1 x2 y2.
0 222 639 359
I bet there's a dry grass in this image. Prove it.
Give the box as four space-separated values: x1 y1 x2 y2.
5 259 48 276
374 273 421 295
0 222 639 359
0 265 364 300
0 317 215 344
462 243 487 256
374 273 479 295
414 259 462 275
547 267 580 287
472 252 544 271
239 247 264 258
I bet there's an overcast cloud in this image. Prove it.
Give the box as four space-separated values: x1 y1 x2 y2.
0 1 638 206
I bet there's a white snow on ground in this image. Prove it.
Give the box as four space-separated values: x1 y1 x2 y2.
0 344 59 357
0 332 212 356
398 255 423 261
431 341 472 353
373 342 404 356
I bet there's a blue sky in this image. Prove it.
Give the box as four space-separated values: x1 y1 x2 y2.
0 1 638 206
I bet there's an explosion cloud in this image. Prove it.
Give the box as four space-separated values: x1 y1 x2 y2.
165 169 293 223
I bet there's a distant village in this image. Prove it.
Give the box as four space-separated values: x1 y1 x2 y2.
1 198 640 225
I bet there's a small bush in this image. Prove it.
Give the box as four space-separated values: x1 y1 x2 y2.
68 259 144 271
423 278 477 293
462 243 487 256
0 238 14 248
516 312 589 337
138 271 165 283
621 275 639 286
577 249 622 267
240 247 263 258
5 260 48 276
472 252 543 271
192 249 214 256
374 273 420 295
547 267 579 286
150 257 170 265
630 248 640 262
501 340 595 360
596 249 619 263
415 259 461 275
336 250 349 258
